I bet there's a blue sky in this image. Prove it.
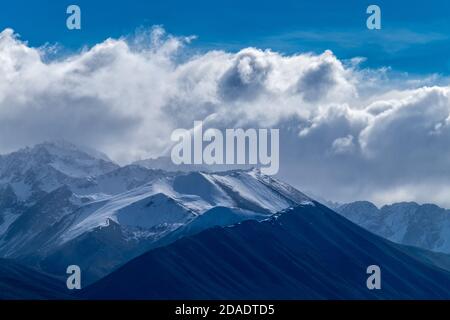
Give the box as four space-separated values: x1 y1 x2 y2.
1 0 449 74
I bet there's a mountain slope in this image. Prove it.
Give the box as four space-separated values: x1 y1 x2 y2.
0 140 121 260
38 170 310 284
82 203 450 300
0 143 311 285
337 201 450 254
0 258 70 300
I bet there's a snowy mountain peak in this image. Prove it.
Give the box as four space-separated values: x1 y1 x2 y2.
338 200 450 254
338 201 379 213
0 141 314 283
0 140 118 179
37 140 113 163
380 201 420 212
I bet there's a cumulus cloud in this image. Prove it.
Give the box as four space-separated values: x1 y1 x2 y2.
1 27 450 206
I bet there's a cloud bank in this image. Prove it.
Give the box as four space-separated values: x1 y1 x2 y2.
1 27 450 206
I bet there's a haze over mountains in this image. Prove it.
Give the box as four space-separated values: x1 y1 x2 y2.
1 140 450 299
337 201 450 254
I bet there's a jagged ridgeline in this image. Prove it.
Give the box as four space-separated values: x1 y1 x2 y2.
0 141 308 286
1 141 450 299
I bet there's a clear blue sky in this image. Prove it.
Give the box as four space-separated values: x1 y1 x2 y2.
1 0 450 74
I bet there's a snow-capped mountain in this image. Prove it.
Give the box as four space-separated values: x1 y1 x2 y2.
0 140 117 179
337 201 450 254
40 169 311 283
0 140 118 203
0 141 311 284
61 167 309 247
2 141 450 299
0 141 123 260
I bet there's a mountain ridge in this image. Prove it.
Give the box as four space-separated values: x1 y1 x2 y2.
0 258 71 300
0 141 311 285
82 202 450 300
337 200 450 254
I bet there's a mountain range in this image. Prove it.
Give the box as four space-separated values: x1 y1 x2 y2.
337 201 450 254
1 141 450 299
0 140 310 285
82 203 450 299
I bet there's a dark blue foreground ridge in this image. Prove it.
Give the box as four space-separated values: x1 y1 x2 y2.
0 258 70 299
82 202 450 299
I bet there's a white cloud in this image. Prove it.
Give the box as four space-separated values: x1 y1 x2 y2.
331 135 355 154
1 27 450 206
